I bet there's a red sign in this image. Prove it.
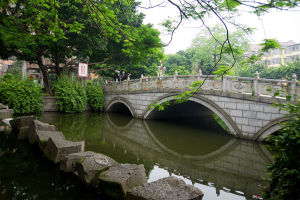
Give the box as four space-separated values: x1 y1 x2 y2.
78 63 88 77
160 60 163 70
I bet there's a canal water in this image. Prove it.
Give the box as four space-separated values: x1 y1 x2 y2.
0 112 271 200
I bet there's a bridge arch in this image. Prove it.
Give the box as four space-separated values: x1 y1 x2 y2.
105 97 136 117
143 93 242 137
254 116 290 141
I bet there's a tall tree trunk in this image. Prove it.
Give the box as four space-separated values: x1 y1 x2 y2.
37 56 53 96
54 45 61 79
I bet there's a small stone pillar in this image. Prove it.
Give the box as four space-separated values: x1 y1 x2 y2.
291 73 297 101
222 75 228 92
173 70 178 80
253 71 260 96
199 68 202 75
22 61 27 80
173 70 178 89
140 74 143 89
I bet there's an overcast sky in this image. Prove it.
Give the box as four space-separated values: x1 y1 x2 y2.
138 2 300 54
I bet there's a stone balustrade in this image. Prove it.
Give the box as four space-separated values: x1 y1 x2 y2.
103 72 299 101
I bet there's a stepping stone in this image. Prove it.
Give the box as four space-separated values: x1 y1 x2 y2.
28 120 57 144
60 151 96 173
93 164 147 200
76 153 118 185
43 136 84 163
9 116 36 139
127 176 204 200
36 130 65 151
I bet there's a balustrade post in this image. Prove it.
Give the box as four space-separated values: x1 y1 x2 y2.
127 79 129 91
291 73 297 101
173 70 178 89
140 74 143 90
114 79 118 92
254 71 260 96
199 68 202 75
222 75 228 92
22 61 27 80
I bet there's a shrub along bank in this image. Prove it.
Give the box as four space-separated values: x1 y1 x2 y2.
55 75 105 113
0 73 42 114
0 73 105 115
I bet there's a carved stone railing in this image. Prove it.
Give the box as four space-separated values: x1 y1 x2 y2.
102 72 299 101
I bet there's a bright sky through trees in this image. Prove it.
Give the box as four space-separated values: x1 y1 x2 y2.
139 3 300 54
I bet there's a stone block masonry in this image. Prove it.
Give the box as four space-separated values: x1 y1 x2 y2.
0 103 13 120
105 90 289 141
103 73 298 141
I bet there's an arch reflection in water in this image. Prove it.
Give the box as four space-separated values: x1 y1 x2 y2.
38 112 271 200
103 113 271 200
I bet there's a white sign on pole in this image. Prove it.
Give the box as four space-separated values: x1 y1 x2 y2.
78 63 88 77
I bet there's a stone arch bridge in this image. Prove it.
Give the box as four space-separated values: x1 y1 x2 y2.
102 74 299 141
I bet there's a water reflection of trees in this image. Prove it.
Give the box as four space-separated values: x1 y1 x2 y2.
0 133 102 200
38 112 104 143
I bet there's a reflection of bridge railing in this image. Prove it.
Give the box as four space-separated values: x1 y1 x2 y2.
103 72 299 100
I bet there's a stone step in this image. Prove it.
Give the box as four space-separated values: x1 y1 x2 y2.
127 176 204 200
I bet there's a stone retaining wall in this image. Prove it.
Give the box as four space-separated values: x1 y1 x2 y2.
42 96 91 112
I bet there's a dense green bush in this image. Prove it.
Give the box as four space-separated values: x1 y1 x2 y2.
55 75 87 113
86 83 105 112
0 73 42 114
264 100 300 199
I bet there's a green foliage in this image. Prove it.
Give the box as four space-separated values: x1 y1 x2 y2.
55 75 87 113
6 60 22 80
164 26 249 76
0 0 163 94
236 60 300 79
259 39 281 53
213 114 231 133
264 100 300 200
86 83 105 112
150 80 203 111
0 73 42 114
213 65 234 76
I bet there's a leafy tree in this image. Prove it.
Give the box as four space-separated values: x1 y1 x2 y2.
163 26 249 76
0 0 163 94
236 60 300 79
165 50 192 75
189 26 249 75
264 100 300 199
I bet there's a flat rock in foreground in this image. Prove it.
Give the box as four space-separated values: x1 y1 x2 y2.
28 120 57 144
127 176 204 200
76 153 118 185
9 116 36 139
94 164 147 200
43 136 84 163
36 130 65 150
60 151 96 173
